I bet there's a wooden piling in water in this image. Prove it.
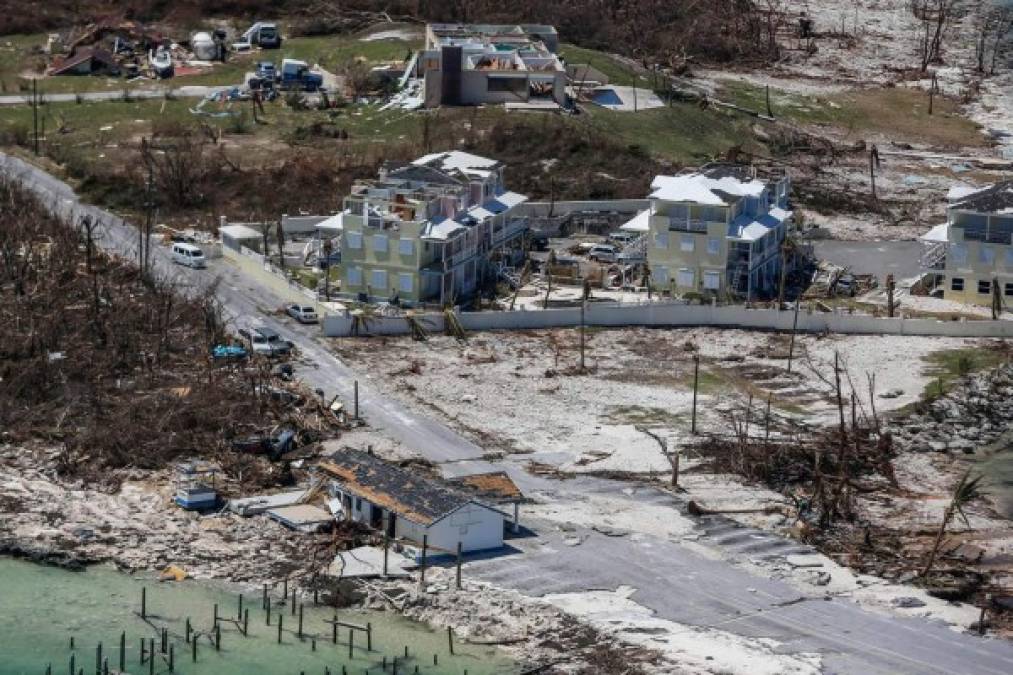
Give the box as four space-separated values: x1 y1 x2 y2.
263 583 268 609
168 644 174 672
348 628 354 660
95 642 101 675
447 626 454 655
238 593 243 620
213 603 219 626
291 587 297 615
311 637 316 651
102 657 108 675
244 608 249 636
278 614 283 643
191 633 197 663
366 622 372 651
267 596 272 624
147 639 154 675
215 623 221 651
138 639 144 665
119 632 125 672
68 653 75 675
140 587 146 619
185 618 191 643
298 603 304 638
455 542 462 589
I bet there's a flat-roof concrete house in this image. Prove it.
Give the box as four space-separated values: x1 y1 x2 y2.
336 150 529 306
409 23 566 108
920 182 1013 306
622 164 793 300
319 449 518 554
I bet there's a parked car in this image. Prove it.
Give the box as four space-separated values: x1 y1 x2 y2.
211 344 248 361
587 244 618 263
608 230 639 245
256 61 277 81
286 304 318 324
172 243 206 269
238 326 293 357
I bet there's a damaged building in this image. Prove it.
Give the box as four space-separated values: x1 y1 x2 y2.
318 449 523 554
621 163 794 301
407 23 567 108
335 150 529 306
920 181 1013 306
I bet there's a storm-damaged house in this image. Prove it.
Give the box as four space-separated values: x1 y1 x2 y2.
318 449 522 554
408 23 567 108
336 150 529 306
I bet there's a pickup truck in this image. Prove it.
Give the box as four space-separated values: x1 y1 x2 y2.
238 326 293 357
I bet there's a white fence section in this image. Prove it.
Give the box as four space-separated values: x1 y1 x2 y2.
323 301 1013 339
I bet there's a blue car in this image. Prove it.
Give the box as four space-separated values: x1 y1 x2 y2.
212 344 248 360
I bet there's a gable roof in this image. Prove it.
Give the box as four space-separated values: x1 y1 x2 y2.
50 47 119 76
412 151 501 180
448 472 524 503
949 181 1013 214
650 172 766 206
318 449 489 526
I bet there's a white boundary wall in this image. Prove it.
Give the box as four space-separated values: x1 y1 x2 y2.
323 301 1013 339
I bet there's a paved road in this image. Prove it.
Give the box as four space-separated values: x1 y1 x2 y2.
812 240 925 284
0 86 220 106
5 151 1013 674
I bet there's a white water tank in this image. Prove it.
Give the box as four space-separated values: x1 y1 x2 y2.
191 32 216 61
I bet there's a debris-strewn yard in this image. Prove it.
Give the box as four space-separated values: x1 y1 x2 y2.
330 327 1013 633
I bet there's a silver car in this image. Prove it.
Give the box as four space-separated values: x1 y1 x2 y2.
286 304 318 324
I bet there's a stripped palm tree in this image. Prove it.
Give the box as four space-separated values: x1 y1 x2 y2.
920 470 985 578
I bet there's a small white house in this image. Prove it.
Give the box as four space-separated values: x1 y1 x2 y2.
319 449 513 554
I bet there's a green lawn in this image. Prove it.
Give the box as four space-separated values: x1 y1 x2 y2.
921 347 1009 397
558 43 643 87
0 33 422 94
718 79 985 148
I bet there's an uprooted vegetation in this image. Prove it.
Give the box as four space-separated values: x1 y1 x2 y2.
0 175 337 490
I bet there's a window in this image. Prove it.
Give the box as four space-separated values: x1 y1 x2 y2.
652 266 669 285
399 273 414 293
978 279 991 295
676 269 694 288
370 269 388 290
654 232 668 249
373 234 388 253
346 231 363 250
703 270 721 290
399 238 414 256
950 244 967 265
979 245 995 264
950 277 964 292
680 235 695 252
1005 283 1013 297
347 267 363 286
707 238 721 255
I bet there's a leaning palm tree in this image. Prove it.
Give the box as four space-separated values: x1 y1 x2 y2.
920 470 985 578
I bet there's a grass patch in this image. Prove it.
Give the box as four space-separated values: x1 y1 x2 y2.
602 405 687 428
719 79 985 148
922 347 1009 394
558 44 641 87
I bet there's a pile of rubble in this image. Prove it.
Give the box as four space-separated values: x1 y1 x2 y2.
365 567 659 674
888 362 1013 455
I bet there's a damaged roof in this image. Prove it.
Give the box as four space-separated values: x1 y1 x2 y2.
448 472 524 503
412 151 501 180
949 181 1013 214
318 449 491 526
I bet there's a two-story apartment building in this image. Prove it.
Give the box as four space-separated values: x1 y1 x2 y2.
630 164 792 300
920 182 1013 306
337 151 528 306
410 24 567 107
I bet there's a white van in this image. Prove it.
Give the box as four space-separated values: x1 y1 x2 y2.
172 243 206 269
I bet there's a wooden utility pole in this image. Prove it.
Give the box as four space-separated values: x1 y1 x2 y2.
691 354 700 434
870 145 880 201
787 298 801 373
31 78 39 155
928 71 938 115
886 274 896 317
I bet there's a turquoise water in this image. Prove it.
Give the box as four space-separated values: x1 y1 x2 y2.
0 558 517 675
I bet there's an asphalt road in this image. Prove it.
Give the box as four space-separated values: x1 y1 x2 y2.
0 86 218 106
4 151 1013 674
812 240 926 284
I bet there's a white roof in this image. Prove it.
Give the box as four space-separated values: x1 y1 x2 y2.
495 191 528 208
413 151 500 178
728 207 792 242
315 211 346 233
650 173 766 206
947 185 980 203
219 224 263 240
920 222 950 243
620 209 650 232
423 220 466 240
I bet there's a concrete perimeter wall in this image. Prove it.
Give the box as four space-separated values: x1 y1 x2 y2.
322 301 1013 339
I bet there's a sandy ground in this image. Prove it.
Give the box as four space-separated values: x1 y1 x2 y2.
333 327 978 474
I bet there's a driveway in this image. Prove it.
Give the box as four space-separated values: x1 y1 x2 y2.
812 240 925 284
